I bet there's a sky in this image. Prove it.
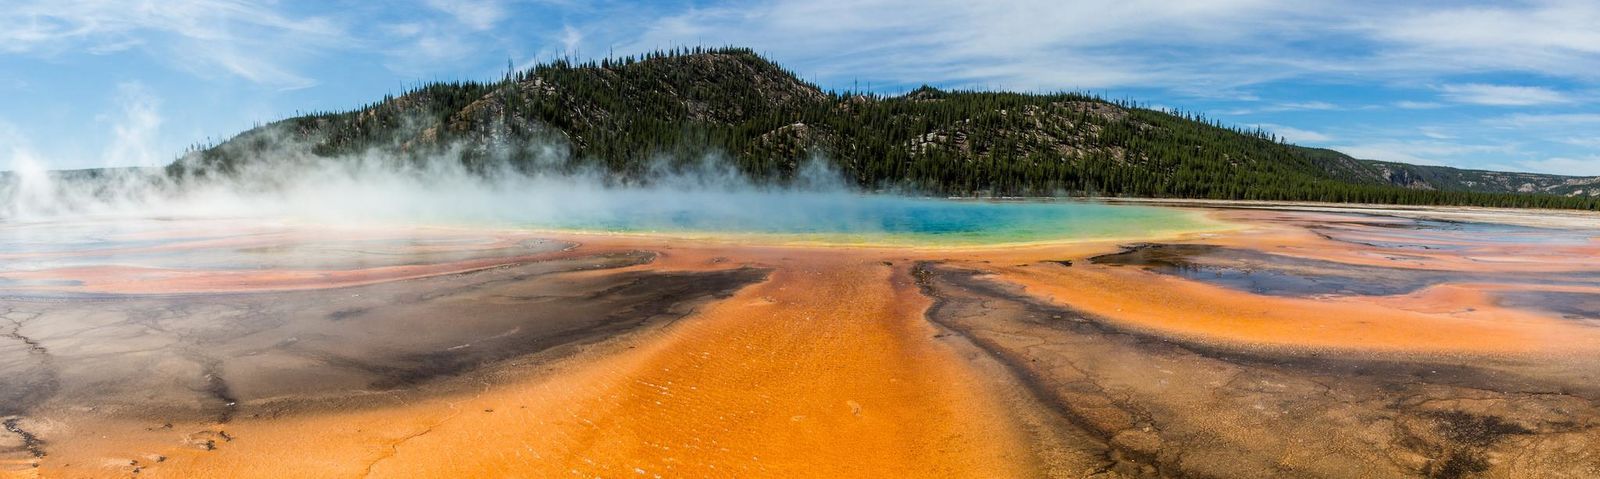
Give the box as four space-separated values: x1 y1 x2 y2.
2 0 1598 175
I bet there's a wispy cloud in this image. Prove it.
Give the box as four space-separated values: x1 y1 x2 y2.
1333 140 1517 166
1395 100 1444 109
0 0 348 89
1516 156 1600 176
1364 0 1600 80
1277 101 1339 111
607 0 1600 97
5 0 1600 174
13 1 1600 100
1438 83 1569 106
1417 126 1455 140
99 82 164 167
1223 101 1345 115
1488 113 1600 128
560 25 584 53
1255 123 1332 143
1558 136 1600 148
424 0 506 32
380 0 519 74
619 0 1311 91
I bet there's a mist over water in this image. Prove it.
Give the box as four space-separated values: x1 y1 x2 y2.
1 136 1207 245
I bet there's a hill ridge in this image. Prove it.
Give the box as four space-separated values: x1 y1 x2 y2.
173 47 1600 210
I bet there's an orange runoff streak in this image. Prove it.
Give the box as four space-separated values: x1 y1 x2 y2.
59 254 1031 478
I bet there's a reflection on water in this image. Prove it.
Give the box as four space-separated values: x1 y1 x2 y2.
1090 243 1458 296
1496 290 1600 324
538 197 1215 245
1091 243 1600 297
1090 212 1600 329
1316 216 1599 250
0 200 1215 293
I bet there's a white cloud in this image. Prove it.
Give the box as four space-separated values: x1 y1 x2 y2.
1487 113 1600 128
424 0 506 31
1332 140 1516 166
11 0 1600 100
1276 101 1339 111
5 0 1600 174
1437 83 1569 106
620 0 1307 91
608 0 1600 95
381 0 519 74
1223 100 1345 115
1417 126 1455 140
1335 145 1445 166
561 25 584 54
99 82 164 168
1255 123 1332 143
1365 1 1600 80
1516 156 1600 176
0 0 347 89
1558 136 1600 148
1395 100 1444 109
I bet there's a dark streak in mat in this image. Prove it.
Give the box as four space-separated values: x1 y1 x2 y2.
1090 243 1600 297
915 261 1600 478
2 417 46 459
322 267 771 391
1494 290 1600 323
0 250 768 423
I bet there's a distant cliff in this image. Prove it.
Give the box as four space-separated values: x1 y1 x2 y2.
1360 160 1600 197
172 47 1599 209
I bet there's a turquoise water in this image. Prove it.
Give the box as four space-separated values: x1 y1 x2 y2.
541 195 1217 246
0 196 1218 251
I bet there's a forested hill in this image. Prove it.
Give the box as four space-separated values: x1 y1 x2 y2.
175 47 1600 210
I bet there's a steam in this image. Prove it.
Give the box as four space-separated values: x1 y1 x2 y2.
0 127 864 234
102 82 165 168
2 150 60 220
0 118 1182 251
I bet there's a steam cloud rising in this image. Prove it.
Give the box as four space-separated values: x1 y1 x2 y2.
1 129 867 233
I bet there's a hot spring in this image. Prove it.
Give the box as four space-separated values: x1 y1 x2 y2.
3 156 1220 247
519 194 1218 246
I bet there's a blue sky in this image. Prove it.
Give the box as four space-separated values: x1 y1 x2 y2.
2 0 1599 175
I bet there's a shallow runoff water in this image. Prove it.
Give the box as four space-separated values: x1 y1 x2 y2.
0 196 1219 255
532 196 1218 246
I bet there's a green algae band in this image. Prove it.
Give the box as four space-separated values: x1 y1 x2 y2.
538 195 1216 245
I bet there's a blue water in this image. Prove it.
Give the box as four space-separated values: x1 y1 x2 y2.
544 195 1214 245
